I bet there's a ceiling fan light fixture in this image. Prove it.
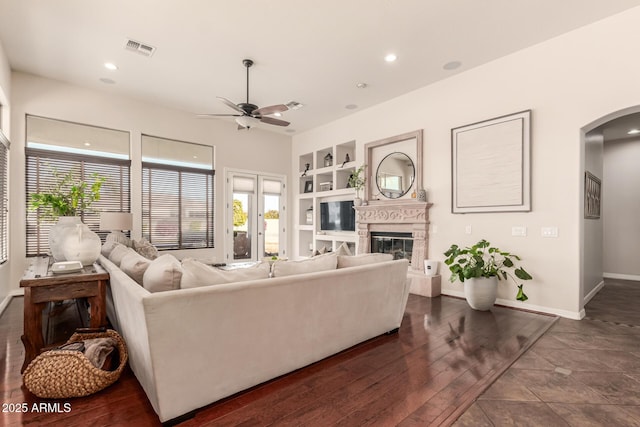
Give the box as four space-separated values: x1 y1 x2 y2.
236 116 260 129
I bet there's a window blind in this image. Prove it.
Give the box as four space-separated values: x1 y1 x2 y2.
142 162 214 250
0 130 8 264
25 148 131 256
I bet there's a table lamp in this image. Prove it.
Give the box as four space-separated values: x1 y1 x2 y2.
100 212 133 245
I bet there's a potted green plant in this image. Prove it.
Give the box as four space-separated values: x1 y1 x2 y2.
443 239 533 310
347 164 366 206
29 169 106 264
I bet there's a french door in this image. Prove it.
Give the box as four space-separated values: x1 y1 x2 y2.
226 170 286 262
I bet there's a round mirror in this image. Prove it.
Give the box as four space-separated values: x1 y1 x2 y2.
376 152 415 199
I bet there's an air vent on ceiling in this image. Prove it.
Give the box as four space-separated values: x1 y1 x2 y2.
124 38 156 57
285 101 304 110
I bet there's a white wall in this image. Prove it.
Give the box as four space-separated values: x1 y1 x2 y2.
8 72 292 290
293 6 640 318
603 137 640 279
583 132 604 297
0 39 11 305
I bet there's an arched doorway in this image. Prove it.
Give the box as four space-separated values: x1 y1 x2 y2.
580 105 640 314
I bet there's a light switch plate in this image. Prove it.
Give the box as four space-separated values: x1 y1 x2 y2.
465 225 472 234
541 227 559 238
512 226 527 236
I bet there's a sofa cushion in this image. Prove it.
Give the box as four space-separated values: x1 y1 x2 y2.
337 253 393 268
101 241 122 258
133 238 159 260
120 250 151 285
143 254 182 293
272 252 337 277
109 244 133 267
180 259 271 289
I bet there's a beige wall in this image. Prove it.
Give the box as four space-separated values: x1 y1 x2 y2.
0 39 11 305
583 132 604 298
603 137 640 279
7 72 292 290
293 7 640 318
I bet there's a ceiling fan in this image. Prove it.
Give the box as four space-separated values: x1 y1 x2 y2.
197 59 290 130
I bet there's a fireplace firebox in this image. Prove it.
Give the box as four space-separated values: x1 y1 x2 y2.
371 232 413 263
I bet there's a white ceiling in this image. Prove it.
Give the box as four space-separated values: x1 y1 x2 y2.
2 0 640 135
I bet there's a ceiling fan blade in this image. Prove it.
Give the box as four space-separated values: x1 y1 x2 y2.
217 96 246 114
252 104 288 116
196 113 243 118
260 116 290 127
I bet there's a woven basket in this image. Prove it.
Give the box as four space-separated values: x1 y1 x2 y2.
23 329 128 398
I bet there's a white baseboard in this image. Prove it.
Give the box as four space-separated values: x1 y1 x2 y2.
583 280 605 306
440 289 584 320
0 289 23 317
603 272 640 282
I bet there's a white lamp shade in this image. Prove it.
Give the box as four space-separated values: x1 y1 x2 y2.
100 212 133 231
236 116 260 129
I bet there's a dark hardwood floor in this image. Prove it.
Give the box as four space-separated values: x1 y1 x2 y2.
0 293 556 426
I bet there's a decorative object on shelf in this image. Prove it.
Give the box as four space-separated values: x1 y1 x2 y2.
451 110 531 213
100 212 133 246
444 239 533 310
417 189 427 202
306 206 313 224
29 170 105 263
324 152 333 167
584 171 601 219
304 181 313 193
319 181 333 191
348 164 366 206
301 163 310 177
424 260 438 276
341 153 350 168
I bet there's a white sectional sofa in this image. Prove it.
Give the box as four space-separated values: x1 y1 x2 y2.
99 253 410 423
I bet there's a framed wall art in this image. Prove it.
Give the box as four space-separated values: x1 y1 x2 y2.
303 180 313 193
451 110 531 213
584 171 601 219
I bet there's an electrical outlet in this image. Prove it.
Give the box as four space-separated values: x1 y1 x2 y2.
541 227 559 238
512 226 527 237
465 225 472 234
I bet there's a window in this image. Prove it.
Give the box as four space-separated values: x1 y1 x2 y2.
141 135 214 250
0 129 8 264
25 116 130 256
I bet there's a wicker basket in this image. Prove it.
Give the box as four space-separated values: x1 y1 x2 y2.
23 329 128 398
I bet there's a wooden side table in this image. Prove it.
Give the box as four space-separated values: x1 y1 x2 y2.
20 257 109 372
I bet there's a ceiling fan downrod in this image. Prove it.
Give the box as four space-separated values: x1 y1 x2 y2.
243 59 253 104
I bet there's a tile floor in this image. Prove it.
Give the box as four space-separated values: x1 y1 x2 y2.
454 278 640 426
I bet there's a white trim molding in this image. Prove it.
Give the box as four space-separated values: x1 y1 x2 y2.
583 280 605 306
0 289 24 317
603 272 640 282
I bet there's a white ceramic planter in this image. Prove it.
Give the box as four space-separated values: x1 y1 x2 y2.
464 276 498 311
49 216 81 262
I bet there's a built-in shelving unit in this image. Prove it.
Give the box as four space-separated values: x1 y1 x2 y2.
294 140 358 258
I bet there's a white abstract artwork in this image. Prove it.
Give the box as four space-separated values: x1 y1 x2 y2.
452 110 531 213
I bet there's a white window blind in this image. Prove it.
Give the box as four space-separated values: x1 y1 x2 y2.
141 134 215 250
0 130 9 264
25 148 131 256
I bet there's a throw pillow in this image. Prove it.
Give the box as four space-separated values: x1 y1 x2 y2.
133 238 159 260
143 254 182 293
271 252 338 277
337 253 393 268
120 250 151 285
105 232 132 248
101 241 121 258
335 242 353 256
108 244 133 267
180 259 271 289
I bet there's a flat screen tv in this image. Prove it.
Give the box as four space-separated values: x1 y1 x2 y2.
320 200 355 231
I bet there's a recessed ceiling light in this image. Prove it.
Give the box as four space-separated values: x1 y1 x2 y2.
104 62 118 71
273 112 282 117
443 61 462 70
193 155 198 159
384 53 397 63
356 82 367 89
99 77 116 84
345 104 358 110
285 129 296 133
84 142 91 147
628 129 640 135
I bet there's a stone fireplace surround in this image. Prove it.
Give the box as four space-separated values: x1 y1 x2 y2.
354 201 441 297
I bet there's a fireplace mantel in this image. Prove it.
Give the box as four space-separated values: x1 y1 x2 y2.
354 201 432 273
